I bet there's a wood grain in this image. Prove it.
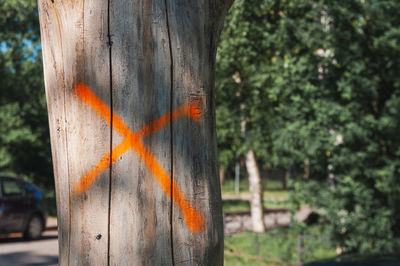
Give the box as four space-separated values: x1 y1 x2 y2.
39 0 111 265
166 1 231 264
38 0 232 264
109 0 173 264
38 1 70 262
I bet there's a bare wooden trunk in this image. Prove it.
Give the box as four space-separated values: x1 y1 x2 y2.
245 149 265 233
219 165 225 186
234 155 240 194
38 0 232 265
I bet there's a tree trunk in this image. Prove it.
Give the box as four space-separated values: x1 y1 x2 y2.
240 117 264 233
219 164 225 186
303 158 310 180
38 0 232 265
234 154 240 194
284 168 288 190
245 149 265 233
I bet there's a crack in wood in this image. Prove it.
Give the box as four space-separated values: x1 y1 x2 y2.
163 0 176 265
107 0 113 265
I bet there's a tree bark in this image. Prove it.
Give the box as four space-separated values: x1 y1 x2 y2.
304 158 310 180
219 164 225 186
245 149 265 233
240 117 264 233
234 154 240 194
38 0 232 265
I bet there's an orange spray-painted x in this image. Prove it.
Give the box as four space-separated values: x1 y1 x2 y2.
74 83 204 232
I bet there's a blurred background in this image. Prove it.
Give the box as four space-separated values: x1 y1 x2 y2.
1 0 400 265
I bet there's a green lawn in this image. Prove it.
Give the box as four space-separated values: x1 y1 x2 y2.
221 178 286 194
224 227 336 266
223 200 251 212
221 180 336 264
222 198 290 212
222 179 290 212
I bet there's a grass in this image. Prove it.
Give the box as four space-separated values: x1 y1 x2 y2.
221 178 286 194
222 179 291 212
223 200 251 212
222 198 290 212
224 227 336 266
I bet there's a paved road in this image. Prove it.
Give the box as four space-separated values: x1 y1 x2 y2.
0 230 58 266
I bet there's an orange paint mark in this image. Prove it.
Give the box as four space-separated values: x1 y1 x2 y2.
188 101 202 121
75 83 132 137
73 83 204 232
75 139 131 194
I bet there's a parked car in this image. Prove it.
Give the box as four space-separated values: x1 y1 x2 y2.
0 175 47 240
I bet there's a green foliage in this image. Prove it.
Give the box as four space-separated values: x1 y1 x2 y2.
1 0 400 255
217 0 400 254
216 0 281 169
0 0 53 190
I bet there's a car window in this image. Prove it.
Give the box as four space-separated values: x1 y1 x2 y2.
2 180 24 196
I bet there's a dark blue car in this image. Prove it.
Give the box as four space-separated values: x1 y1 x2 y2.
0 176 47 240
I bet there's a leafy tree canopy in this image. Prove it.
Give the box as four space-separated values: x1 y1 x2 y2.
216 0 400 253
1 0 400 254
0 0 52 189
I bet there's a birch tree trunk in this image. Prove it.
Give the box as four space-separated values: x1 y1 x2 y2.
234 155 240 194
240 118 264 233
38 0 232 265
245 149 265 233
219 165 225 186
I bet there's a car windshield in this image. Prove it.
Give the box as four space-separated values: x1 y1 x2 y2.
2 179 24 196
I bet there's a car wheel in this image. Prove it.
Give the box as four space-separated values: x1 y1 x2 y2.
24 215 43 240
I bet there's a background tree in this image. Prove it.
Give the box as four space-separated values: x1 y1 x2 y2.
2 0 400 256
0 0 53 190
217 0 400 253
216 0 282 232
287 0 400 253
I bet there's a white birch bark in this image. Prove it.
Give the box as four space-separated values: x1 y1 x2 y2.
245 149 265 233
